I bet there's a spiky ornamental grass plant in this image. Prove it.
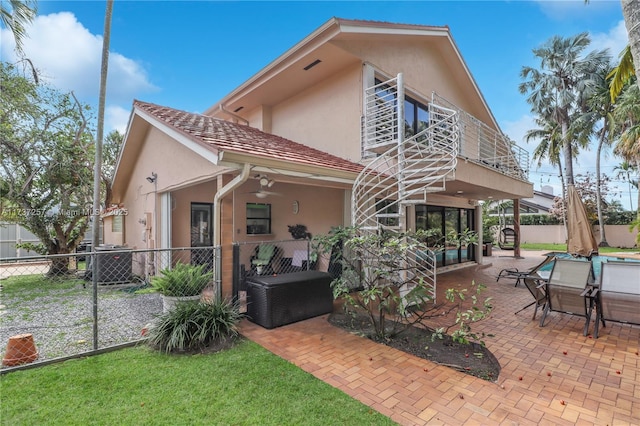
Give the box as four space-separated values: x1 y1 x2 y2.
150 262 213 297
147 299 243 353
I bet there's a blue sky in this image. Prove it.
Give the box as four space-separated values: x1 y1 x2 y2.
1 1 636 209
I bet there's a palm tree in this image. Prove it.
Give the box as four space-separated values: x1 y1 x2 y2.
91 0 113 252
612 82 640 243
520 33 610 187
525 117 567 223
580 63 618 246
525 105 595 232
608 45 635 102
614 160 638 211
0 0 36 55
101 130 123 208
621 0 640 93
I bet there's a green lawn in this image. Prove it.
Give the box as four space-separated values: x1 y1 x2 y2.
0 341 395 426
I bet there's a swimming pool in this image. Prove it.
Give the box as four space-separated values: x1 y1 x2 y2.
535 251 640 278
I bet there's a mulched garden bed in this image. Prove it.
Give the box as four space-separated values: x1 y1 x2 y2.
328 311 500 381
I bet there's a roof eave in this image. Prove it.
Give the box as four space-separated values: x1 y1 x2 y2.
204 17 342 115
219 151 359 184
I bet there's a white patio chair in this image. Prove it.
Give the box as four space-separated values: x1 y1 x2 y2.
592 261 640 338
539 258 594 336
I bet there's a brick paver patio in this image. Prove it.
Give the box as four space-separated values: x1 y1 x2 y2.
239 249 639 425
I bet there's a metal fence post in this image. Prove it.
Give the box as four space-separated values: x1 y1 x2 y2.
231 243 240 301
92 251 99 350
214 245 222 301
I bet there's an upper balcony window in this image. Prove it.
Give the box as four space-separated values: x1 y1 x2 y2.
404 98 429 143
373 78 429 143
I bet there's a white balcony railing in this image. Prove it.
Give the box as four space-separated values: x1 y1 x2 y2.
432 93 529 181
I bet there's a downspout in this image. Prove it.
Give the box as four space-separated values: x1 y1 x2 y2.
214 163 251 245
213 163 251 298
219 104 249 125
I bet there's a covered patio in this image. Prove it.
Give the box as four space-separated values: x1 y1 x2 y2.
239 249 639 425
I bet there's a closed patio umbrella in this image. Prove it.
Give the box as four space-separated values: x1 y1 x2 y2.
566 184 598 257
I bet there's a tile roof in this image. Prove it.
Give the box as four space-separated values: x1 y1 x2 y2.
134 100 364 175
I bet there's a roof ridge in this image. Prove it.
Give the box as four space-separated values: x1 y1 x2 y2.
334 17 449 31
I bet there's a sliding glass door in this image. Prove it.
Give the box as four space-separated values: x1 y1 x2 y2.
415 205 475 266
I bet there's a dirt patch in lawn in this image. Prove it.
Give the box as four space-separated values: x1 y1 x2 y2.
328 311 500 381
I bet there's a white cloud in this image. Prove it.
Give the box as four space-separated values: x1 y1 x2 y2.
590 19 629 58
1 11 156 129
106 105 132 134
502 114 535 148
534 0 619 21
502 114 560 193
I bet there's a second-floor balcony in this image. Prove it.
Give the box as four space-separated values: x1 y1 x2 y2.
361 76 529 186
432 93 529 183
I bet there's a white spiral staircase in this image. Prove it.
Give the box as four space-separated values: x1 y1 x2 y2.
352 74 460 302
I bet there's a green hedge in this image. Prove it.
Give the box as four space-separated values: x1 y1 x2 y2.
519 215 562 225
501 213 635 226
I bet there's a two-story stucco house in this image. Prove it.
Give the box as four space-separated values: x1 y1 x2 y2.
109 18 533 300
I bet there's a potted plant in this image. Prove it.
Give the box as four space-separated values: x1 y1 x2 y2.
482 216 498 256
287 224 311 240
151 262 213 313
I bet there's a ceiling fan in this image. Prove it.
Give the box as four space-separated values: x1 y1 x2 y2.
246 175 282 198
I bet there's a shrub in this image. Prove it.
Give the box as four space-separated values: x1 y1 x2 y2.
151 263 212 297
147 299 243 353
314 226 492 344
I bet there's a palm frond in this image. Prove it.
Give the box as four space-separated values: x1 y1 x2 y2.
608 45 635 103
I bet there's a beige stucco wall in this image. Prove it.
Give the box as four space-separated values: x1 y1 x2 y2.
246 37 505 183
518 225 566 245
455 162 533 200
519 225 638 248
232 181 345 245
102 216 124 246
594 226 639 248
333 38 494 127
267 64 363 162
119 126 223 250
170 181 217 249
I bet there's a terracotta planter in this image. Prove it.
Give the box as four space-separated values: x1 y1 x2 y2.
2 333 39 367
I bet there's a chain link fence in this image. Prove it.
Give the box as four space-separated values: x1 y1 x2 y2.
233 239 317 312
0 246 219 371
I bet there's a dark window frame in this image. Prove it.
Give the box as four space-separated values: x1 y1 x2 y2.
246 203 272 235
415 205 476 266
191 202 213 247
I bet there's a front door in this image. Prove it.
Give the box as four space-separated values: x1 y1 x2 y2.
191 203 213 270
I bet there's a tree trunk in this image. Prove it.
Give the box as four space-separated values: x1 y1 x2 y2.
622 0 640 91
49 256 71 277
93 0 113 249
595 127 609 247
46 240 71 277
558 162 568 240
561 121 574 185
513 199 521 258
636 159 640 221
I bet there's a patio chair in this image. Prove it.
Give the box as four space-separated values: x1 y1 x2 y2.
497 254 555 287
498 227 517 250
515 276 546 320
251 244 277 275
591 261 640 338
539 258 595 336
